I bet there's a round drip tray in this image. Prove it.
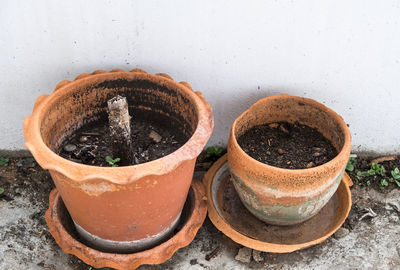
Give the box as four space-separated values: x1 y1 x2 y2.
204 154 352 253
45 181 207 270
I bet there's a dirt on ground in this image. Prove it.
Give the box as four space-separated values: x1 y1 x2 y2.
237 122 338 169
0 155 399 270
347 156 400 193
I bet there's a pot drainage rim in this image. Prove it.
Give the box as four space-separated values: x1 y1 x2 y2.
45 180 207 270
204 154 352 253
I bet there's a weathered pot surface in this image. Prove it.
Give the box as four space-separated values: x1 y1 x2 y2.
228 94 351 225
204 154 352 253
24 69 213 252
45 180 207 270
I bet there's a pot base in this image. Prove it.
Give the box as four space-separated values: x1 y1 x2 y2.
45 181 207 270
204 155 352 253
73 212 181 253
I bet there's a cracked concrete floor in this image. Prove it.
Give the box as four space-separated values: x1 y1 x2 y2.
0 158 399 270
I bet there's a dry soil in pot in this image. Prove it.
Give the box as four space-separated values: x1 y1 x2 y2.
58 108 188 166
237 121 338 169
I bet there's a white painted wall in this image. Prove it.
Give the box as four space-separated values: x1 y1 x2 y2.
1 0 400 154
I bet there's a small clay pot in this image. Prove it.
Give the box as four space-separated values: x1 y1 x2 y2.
228 94 351 225
204 154 353 253
24 69 213 252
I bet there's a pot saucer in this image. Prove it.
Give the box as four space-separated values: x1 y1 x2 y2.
45 181 207 270
204 154 352 253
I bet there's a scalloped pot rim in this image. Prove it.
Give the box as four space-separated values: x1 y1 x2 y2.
230 94 352 175
24 70 214 185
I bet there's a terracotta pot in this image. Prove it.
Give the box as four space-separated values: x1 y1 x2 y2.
45 181 207 270
204 154 353 253
228 94 351 225
24 69 213 252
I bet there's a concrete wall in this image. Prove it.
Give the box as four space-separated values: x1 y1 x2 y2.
1 0 400 154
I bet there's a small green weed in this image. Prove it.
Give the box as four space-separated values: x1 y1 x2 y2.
356 171 370 179
346 157 357 172
0 157 9 166
356 163 386 179
206 146 224 159
368 163 386 176
391 167 400 179
389 167 400 187
105 156 121 167
380 179 389 189
0 187 4 195
356 163 388 189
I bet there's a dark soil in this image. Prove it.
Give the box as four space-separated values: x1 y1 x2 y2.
0 158 110 269
237 122 338 169
347 156 400 193
58 109 189 167
195 147 227 171
0 157 53 209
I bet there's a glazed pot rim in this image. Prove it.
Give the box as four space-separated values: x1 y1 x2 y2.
230 94 351 174
24 69 214 185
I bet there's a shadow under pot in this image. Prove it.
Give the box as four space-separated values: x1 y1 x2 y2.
24 69 213 253
227 94 351 226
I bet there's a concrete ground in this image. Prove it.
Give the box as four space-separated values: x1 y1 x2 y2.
0 158 399 270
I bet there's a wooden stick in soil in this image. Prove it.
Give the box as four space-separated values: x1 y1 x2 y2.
107 95 133 165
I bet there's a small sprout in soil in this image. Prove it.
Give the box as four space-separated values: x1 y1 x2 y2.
380 178 389 189
0 187 4 195
390 167 400 187
206 146 224 159
346 157 357 172
355 161 400 189
368 163 386 176
356 171 370 179
105 156 121 167
0 157 9 166
391 167 400 179
356 163 386 179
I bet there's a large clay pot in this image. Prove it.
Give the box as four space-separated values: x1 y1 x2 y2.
228 94 351 225
24 69 213 252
